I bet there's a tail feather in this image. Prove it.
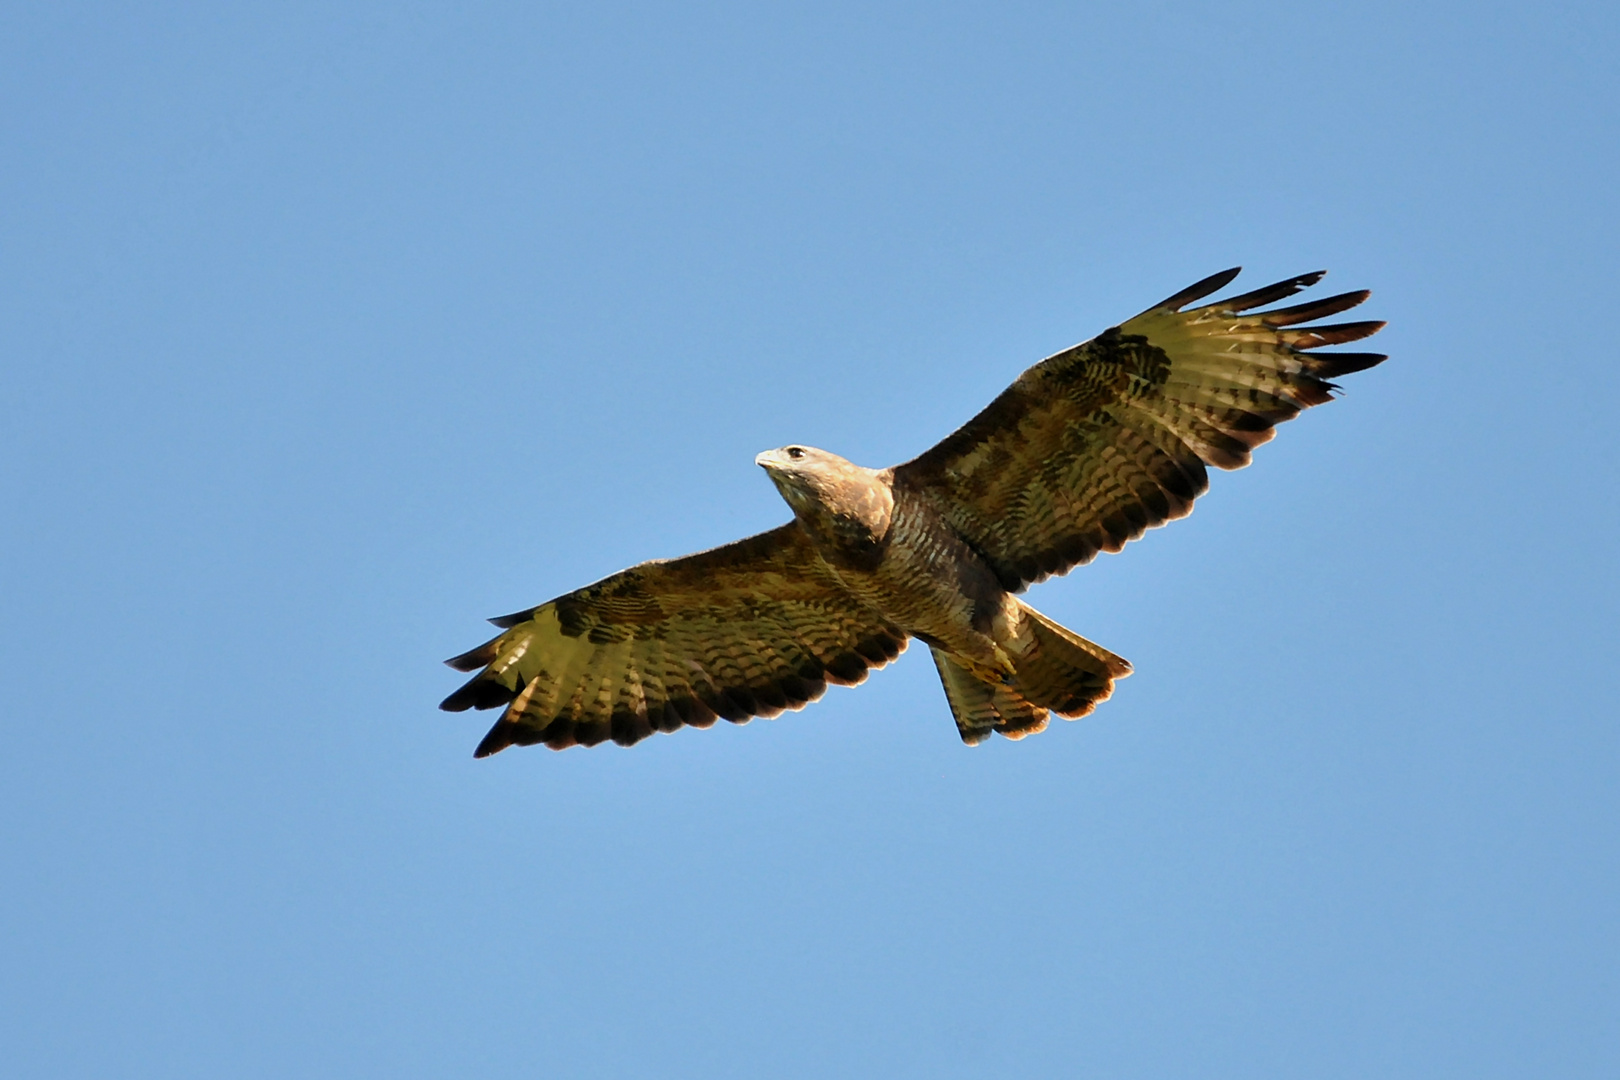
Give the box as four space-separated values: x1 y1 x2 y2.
931 649 1049 745
1014 604 1131 717
930 603 1131 745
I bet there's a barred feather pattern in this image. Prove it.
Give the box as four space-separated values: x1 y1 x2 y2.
441 523 906 755
894 269 1385 591
931 649 1049 745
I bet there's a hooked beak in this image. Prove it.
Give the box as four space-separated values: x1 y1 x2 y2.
755 448 786 471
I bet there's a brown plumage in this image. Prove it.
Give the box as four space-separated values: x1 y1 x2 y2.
442 268 1385 754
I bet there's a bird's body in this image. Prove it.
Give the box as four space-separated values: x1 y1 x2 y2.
757 449 1006 675
442 268 1386 754
857 480 1018 680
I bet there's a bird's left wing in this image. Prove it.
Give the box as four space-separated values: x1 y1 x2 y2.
440 523 906 755
893 269 1386 592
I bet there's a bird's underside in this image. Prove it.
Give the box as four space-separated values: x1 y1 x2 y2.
442 267 1386 755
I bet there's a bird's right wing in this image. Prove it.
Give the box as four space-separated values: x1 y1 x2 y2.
893 269 1385 592
440 523 907 755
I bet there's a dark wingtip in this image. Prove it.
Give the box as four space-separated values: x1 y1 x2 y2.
1261 289 1370 326
489 608 534 629
473 722 517 758
1301 351 1388 377
1292 320 1386 347
1208 271 1327 313
1156 267 1242 311
440 673 518 713
444 638 500 672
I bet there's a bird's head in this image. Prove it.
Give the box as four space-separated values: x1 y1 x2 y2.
756 445 844 506
756 445 894 540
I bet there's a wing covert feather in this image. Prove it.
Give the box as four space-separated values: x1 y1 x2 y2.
894 269 1385 591
441 523 906 754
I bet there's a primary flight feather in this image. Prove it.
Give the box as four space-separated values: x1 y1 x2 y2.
442 268 1385 755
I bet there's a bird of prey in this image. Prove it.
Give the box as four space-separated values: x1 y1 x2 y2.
442 268 1385 755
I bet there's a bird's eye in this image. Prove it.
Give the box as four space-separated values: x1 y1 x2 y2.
786 446 805 460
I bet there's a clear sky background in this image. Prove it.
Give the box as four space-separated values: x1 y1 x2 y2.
3 2 1616 1077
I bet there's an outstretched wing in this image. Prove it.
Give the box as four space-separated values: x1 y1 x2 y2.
440 523 907 755
893 269 1385 592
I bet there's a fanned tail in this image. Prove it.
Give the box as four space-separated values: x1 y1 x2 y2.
1014 603 1131 716
931 603 1131 745
932 649 1049 745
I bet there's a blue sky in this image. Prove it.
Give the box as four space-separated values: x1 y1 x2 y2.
3 2 1616 1076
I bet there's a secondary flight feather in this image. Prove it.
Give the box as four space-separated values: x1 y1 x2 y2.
442 268 1385 755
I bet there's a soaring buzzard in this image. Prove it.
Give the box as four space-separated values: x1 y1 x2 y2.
443 268 1385 755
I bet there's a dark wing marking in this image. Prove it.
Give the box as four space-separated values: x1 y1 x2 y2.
894 269 1385 591
441 523 906 754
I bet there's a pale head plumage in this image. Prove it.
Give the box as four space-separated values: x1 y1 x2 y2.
755 444 857 511
756 444 895 557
